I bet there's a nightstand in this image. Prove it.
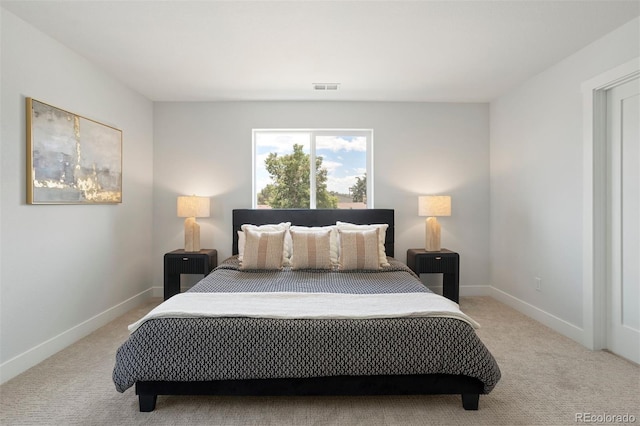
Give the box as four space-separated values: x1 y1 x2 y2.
406 248 460 303
164 249 217 300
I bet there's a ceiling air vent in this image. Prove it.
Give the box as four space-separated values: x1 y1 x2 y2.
313 83 340 91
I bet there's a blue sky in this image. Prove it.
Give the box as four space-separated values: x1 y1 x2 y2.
255 132 367 195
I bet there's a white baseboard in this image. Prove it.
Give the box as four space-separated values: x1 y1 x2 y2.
489 286 584 344
0 284 585 385
0 288 153 385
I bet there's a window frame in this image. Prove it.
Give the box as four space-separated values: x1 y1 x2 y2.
252 129 374 209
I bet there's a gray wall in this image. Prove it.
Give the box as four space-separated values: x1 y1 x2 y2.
489 17 639 341
0 9 154 382
152 101 491 293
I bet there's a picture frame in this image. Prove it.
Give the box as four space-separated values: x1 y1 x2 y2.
26 98 122 204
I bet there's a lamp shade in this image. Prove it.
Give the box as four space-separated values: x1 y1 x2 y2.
177 196 210 218
418 195 451 217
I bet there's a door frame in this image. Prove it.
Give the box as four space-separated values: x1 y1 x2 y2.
582 57 639 350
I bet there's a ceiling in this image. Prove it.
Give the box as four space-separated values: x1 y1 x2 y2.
2 0 639 102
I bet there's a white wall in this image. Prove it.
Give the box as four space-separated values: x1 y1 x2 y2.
153 102 490 294
0 10 154 382
489 18 639 341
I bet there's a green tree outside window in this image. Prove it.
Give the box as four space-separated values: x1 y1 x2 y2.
259 144 338 208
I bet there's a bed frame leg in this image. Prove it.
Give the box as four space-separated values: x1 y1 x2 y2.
139 394 157 412
461 393 479 410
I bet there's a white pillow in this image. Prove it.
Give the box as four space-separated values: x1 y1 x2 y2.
337 228 381 271
238 222 292 265
335 221 389 267
289 229 333 270
290 225 339 265
239 229 285 270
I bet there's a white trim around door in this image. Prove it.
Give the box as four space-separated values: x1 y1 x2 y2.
582 57 640 351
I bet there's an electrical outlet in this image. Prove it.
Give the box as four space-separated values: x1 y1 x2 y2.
535 277 542 292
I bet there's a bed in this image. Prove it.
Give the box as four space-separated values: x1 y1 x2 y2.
113 209 501 412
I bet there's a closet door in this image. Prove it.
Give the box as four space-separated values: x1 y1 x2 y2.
606 77 639 364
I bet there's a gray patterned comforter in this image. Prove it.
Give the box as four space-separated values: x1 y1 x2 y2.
113 257 501 393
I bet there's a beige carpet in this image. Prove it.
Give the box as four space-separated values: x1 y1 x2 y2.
1 296 638 425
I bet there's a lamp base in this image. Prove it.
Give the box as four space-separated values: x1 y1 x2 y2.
425 217 441 251
184 217 201 252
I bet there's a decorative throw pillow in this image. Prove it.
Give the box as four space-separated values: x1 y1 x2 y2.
290 229 333 270
290 225 339 265
239 229 285 270
239 222 292 265
336 221 390 267
338 228 381 271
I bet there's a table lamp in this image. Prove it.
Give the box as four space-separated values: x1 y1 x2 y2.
177 195 210 252
418 195 451 251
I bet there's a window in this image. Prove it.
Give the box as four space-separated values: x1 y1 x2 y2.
253 130 373 209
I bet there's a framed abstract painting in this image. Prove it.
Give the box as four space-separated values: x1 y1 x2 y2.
26 98 122 204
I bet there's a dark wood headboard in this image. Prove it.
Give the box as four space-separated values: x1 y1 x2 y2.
232 209 394 257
